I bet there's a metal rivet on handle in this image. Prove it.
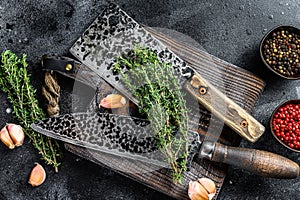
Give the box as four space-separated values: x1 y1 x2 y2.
240 120 248 128
199 86 207 95
65 64 73 71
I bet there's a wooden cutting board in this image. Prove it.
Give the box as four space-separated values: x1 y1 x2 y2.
64 27 265 200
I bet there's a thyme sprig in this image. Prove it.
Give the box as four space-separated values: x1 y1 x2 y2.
112 47 189 183
0 50 62 172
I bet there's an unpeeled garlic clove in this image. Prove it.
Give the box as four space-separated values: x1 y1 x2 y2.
28 163 46 187
99 94 127 109
188 180 209 200
6 124 24 146
0 126 15 149
198 178 216 200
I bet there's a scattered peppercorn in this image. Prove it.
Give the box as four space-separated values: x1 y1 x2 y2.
262 28 300 77
272 103 300 150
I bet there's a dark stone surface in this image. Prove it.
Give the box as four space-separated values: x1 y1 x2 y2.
0 0 300 199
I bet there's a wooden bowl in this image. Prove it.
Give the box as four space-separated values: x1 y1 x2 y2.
270 100 300 152
260 25 300 80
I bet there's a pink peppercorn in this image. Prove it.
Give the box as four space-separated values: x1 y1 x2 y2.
272 103 300 150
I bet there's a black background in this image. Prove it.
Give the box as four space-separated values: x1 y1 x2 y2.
1 0 300 199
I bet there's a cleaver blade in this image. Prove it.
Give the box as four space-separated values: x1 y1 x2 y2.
30 112 200 169
69 3 264 142
31 113 299 179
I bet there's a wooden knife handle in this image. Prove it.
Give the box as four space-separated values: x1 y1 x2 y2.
184 72 265 142
211 142 299 178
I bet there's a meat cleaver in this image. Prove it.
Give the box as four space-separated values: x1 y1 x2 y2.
69 3 265 143
30 112 299 179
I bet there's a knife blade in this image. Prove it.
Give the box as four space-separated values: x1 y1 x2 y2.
30 112 202 169
30 112 169 168
31 113 299 178
69 3 265 142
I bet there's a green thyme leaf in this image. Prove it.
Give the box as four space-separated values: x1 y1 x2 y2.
112 47 189 184
0 50 62 172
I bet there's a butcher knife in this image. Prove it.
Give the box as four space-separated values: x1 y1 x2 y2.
69 3 265 142
31 112 299 178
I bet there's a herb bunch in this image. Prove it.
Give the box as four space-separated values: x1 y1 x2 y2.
112 47 189 183
0 50 62 172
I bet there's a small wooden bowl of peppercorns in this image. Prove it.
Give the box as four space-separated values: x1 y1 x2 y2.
260 25 300 79
270 100 300 152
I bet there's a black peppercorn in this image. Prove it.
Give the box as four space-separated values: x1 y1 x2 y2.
263 28 300 77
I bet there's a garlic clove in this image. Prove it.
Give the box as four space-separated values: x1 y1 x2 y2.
188 180 209 200
28 163 46 187
6 124 25 146
99 94 127 109
0 126 15 149
198 177 217 198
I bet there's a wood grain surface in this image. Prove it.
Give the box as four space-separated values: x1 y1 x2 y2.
211 143 299 179
64 27 265 200
185 72 265 142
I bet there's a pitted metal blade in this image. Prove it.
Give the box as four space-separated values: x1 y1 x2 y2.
69 3 194 106
31 112 201 169
31 112 166 167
